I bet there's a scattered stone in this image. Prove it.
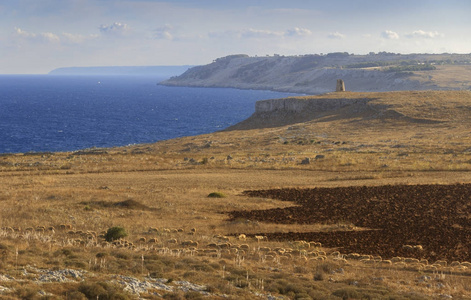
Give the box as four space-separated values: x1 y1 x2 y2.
227 155 233 160
315 155 325 159
37 269 86 283
0 285 11 294
418 275 431 282
0 274 13 281
174 280 207 293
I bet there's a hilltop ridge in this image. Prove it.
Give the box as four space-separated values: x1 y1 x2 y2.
161 53 471 94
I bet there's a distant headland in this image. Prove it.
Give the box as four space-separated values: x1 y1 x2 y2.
161 52 471 94
49 65 193 77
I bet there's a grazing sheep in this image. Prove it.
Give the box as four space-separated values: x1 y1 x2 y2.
435 260 447 267
391 257 404 263
240 244 250 251
373 256 382 262
203 249 218 254
220 249 232 259
461 261 471 268
148 238 158 243
190 228 197 233
402 245 414 250
450 261 461 267
263 255 276 262
148 227 159 233
361 259 375 264
309 241 322 248
274 248 286 255
259 247 271 253
138 237 147 243
181 240 199 247
206 243 218 249
381 260 392 265
413 245 424 251
346 253 361 260
4 227 14 233
218 236 230 242
255 235 266 242
330 251 341 257
59 224 72 230
229 248 239 255
333 257 348 264
404 258 420 264
238 234 246 241
279 256 291 264
217 243 231 249
167 238 178 244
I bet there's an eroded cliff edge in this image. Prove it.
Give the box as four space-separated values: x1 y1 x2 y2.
161 53 471 94
226 90 471 130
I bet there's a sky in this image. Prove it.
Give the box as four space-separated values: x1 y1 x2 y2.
1 0 470 74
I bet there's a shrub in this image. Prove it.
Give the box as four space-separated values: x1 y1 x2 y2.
104 226 127 242
67 291 87 300
77 281 130 300
332 288 361 299
207 192 226 198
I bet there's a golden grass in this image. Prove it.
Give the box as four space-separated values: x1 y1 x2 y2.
1 90 471 298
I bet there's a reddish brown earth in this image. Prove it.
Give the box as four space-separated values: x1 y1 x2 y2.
230 184 471 262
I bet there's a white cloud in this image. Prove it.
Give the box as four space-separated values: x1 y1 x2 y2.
286 27 312 37
405 30 443 39
61 32 99 44
99 22 129 36
381 30 399 39
209 27 313 40
328 32 346 39
240 28 283 39
153 24 174 40
14 27 60 43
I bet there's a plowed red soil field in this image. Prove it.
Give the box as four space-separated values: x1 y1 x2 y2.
230 184 471 262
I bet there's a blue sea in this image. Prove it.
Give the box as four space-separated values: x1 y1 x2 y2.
0 75 296 154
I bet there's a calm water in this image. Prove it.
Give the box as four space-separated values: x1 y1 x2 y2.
0 75 296 153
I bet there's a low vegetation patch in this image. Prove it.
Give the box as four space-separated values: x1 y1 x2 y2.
207 192 226 198
104 226 128 242
81 199 156 211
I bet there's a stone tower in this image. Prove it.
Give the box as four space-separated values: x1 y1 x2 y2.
336 79 346 92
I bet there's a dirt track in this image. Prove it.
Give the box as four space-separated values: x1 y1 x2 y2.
230 184 471 262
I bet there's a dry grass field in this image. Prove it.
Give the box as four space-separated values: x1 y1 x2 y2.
1 91 471 299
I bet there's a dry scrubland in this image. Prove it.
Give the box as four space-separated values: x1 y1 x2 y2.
1 91 471 299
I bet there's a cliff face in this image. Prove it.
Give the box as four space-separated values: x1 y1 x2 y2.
161 53 471 94
226 90 471 130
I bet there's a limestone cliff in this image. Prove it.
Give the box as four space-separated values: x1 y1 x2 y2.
161 53 471 94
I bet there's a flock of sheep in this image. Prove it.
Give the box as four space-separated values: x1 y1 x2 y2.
1 225 471 275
